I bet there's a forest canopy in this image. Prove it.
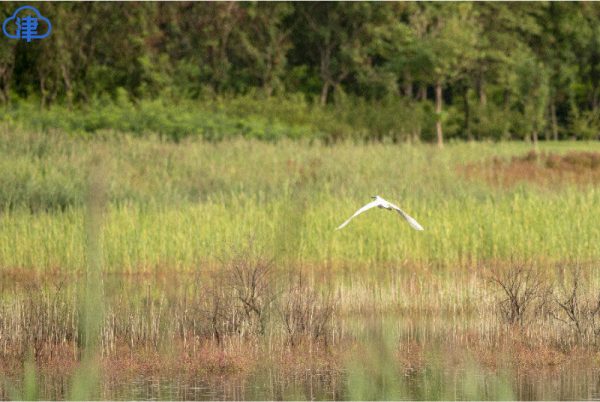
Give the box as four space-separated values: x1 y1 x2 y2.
1 2 599 143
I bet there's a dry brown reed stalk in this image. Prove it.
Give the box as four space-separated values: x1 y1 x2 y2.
279 273 338 347
460 150 600 188
0 261 344 366
10 255 600 390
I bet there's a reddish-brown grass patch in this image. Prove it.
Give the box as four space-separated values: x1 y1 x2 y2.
460 151 600 188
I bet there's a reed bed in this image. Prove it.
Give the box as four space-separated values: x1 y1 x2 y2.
1 124 599 272
2 260 600 361
2 124 600 399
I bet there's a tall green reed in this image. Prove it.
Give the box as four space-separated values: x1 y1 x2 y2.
1 125 600 273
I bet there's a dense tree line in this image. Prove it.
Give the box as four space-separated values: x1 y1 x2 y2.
1 2 599 143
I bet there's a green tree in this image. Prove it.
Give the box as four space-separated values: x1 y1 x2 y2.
293 3 382 105
514 54 550 146
409 3 479 147
234 3 293 96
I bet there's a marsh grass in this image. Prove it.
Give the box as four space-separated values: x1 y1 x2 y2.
2 160 109 400
1 124 599 273
2 125 600 399
2 260 600 399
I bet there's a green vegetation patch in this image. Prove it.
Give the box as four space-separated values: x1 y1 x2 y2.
1 125 599 272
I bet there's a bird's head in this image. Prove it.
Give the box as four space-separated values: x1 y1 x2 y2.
371 195 380 200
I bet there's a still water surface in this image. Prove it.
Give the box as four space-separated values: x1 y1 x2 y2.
6 342 600 400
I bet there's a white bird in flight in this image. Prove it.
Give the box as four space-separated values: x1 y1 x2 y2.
336 195 424 231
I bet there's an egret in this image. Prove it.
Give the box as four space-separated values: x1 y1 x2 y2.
336 195 424 231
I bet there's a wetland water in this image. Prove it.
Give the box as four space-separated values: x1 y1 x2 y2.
6 337 600 400
115 367 600 400
3 276 600 400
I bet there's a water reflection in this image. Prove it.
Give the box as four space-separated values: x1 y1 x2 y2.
6 362 600 400
103 371 343 400
3 277 600 400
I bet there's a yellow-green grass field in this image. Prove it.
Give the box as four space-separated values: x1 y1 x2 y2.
1 124 599 273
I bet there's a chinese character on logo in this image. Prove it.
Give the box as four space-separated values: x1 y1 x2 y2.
3 6 52 42
17 15 39 42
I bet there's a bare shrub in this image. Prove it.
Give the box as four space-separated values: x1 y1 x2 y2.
199 248 277 342
0 284 77 361
201 274 239 343
225 254 276 335
488 263 551 326
279 274 337 346
551 264 600 345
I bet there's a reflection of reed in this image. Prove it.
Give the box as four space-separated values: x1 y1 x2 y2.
71 155 107 399
2 267 600 399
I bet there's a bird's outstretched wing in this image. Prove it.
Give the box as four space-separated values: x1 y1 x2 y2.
336 200 380 230
388 201 424 231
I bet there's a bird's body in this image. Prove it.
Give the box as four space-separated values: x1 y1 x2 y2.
336 195 424 231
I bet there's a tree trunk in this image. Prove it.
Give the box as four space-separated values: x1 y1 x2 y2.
532 130 538 152
412 126 421 143
61 64 73 108
550 101 558 141
435 81 443 148
318 40 334 106
463 85 472 141
320 81 330 105
0 67 8 105
40 76 47 109
503 89 511 139
403 72 413 99
0 75 8 105
477 73 487 106
418 84 427 101
263 83 273 98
